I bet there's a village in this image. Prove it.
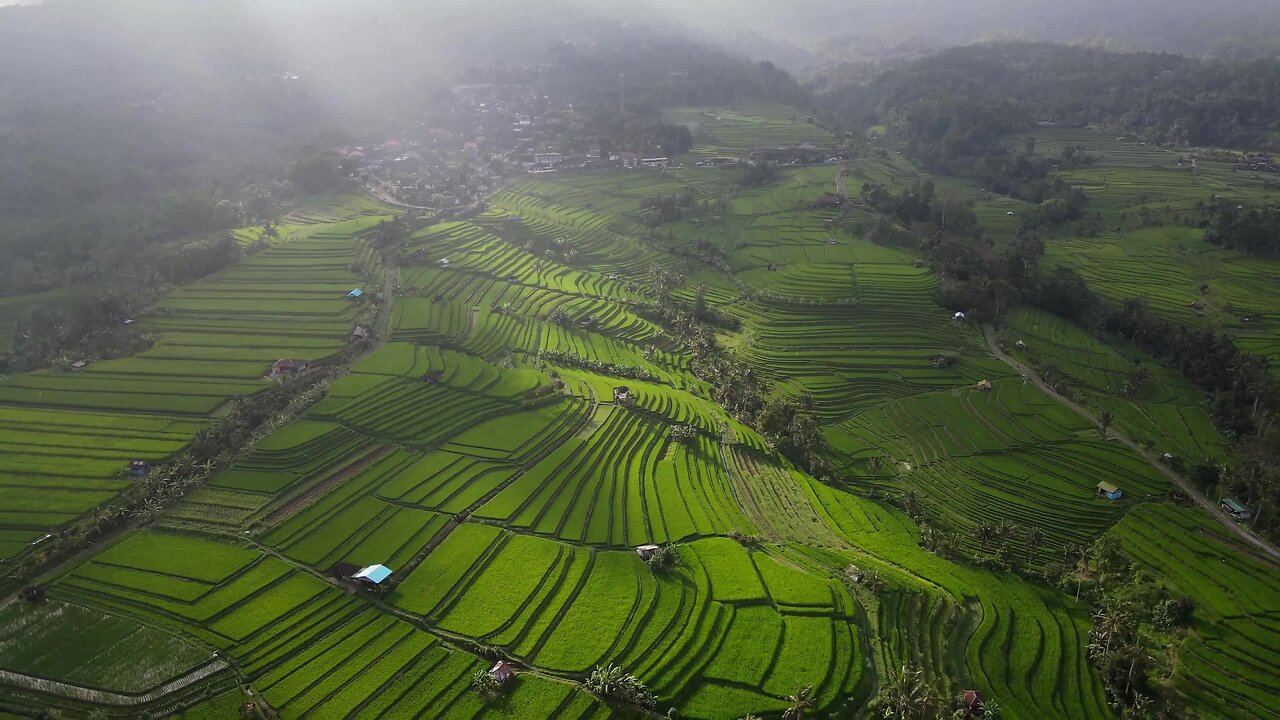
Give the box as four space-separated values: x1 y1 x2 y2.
330 83 671 211
332 83 848 212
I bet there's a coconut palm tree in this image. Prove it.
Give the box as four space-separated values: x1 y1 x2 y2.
1062 543 1089 600
971 523 996 550
868 455 884 476
993 519 1015 542
782 686 814 720
874 665 939 719
1090 605 1131 657
1098 410 1114 438
1025 525 1043 563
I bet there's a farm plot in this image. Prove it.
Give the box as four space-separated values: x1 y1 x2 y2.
51 530 331 650
475 408 750 546
0 206 387 566
735 300 1012 416
0 599 209 693
0 408 206 558
1110 504 1280 720
1006 306 1226 460
803 479 1113 720
1026 129 1280 375
663 104 835 155
826 381 1167 560
375 451 517 514
310 349 551 447
208 420 374 496
264 449 450 568
392 523 860 718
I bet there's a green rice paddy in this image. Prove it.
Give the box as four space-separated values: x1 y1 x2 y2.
0 116 1274 720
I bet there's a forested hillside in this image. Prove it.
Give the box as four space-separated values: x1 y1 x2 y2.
824 42 1280 153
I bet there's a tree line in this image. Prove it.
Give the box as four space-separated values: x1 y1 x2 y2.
1203 198 1280 257
824 41 1280 151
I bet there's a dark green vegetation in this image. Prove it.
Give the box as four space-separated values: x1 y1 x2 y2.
0 98 1274 720
826 42 1280 152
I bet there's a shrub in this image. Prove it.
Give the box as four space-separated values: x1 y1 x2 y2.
644 543 678 571
1153 597 1195 630
471 669 502 700
669 424 697 445
585 664 656 708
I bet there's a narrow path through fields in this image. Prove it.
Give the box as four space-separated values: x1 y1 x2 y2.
982 323 1280 564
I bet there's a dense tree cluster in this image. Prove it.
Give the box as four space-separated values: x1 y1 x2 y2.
3 233 264 372
1203 199 1280 257
739 161 783 188
1049 536 1196 716
582 109 696 160
862 180 980 236
826 42 1280 151
538 350 656 382
640 191 697 225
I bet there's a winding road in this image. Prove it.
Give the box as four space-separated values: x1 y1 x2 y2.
982 323 1280 565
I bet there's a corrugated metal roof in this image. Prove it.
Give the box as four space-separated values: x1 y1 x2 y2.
354 564 393 584
1223 498 1249 513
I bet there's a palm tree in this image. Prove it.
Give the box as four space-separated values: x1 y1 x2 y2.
1025 525 1043 563
1098 410 1114 438
584 664 627 698
868 455 884 476
782 686 814 720
874 665 939 719
993 519 1015 542
1090 605 1130 657
1063 543 1089 600
971 523 996 550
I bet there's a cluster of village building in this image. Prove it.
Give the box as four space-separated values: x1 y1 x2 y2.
333 84 679 209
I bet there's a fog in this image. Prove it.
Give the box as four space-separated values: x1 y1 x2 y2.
9 0 1280 59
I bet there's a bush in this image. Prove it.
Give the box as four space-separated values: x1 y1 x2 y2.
644 544 678 571
669 424 697 445
1153 597 1195 629
585 664 656 708
471 669 502 700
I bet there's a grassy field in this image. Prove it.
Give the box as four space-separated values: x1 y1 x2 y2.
0 113 1275 720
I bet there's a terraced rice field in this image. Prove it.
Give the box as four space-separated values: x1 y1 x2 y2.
0 200 392 564
663 104 836 156
1004 307 1226 461
1111 504 1280 720
1026 128 1280 375
0 114 1275 720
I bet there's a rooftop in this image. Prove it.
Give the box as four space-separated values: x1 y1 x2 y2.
354 564 394 584
1222 498 1250 513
